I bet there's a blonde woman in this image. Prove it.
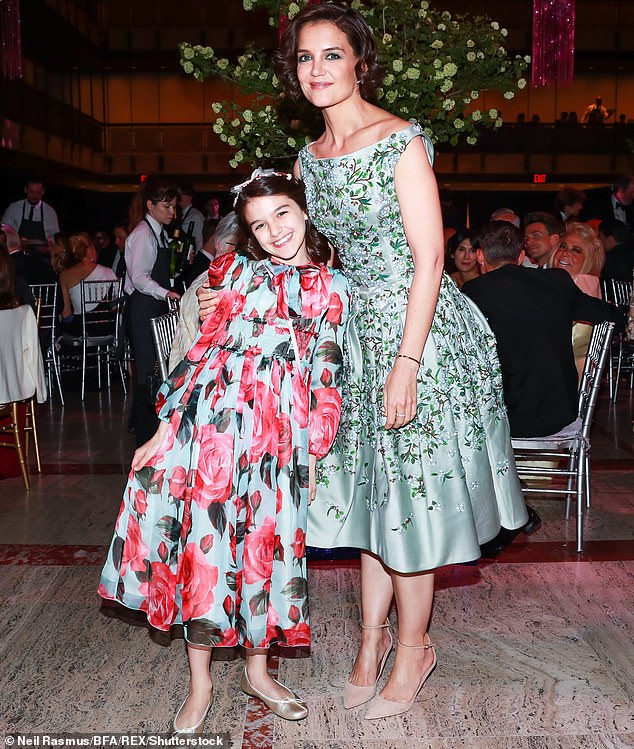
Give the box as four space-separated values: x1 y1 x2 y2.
59 232 117 333
552 221 605 378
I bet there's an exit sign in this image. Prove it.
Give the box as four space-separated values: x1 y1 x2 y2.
533 173 547 184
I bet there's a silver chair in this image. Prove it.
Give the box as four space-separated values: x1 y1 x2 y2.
601 278 633 401
150 309 180 381
58 278 127 399
511 321 615 553
29 282 64 405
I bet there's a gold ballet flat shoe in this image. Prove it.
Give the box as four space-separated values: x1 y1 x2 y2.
343 620 393 709
364 634 436 720
240 668 308 721
170 691 213 736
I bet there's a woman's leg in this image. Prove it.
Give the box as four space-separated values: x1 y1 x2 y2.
378 570 435 703
173 644 213 730
245 649 295 700
347 550 394 686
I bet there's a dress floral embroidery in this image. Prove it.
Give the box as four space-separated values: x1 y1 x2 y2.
99 252 350 648
300 122 528 572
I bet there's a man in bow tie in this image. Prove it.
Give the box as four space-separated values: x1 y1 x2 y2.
586 175 634 233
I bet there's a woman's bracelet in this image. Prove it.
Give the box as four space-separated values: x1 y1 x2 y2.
396 354 420 366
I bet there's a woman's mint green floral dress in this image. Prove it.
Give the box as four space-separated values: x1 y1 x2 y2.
299 122 528 572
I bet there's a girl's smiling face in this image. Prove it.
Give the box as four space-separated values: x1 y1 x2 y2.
244 194 310 266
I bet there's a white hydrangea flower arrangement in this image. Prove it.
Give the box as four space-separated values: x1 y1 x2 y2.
179 0 529 167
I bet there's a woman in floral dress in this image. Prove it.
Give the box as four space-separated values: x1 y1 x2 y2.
99 172 350 732
274 3 530 720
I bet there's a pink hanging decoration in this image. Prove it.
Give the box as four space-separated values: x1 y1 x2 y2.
532 0 575 88
0 0 23 80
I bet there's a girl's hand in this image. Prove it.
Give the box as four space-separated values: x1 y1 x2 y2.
383 357 418 429
196 280 221 322
308 454 317 505
131 421 169 471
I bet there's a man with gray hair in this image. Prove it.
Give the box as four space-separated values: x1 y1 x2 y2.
168 212 241 369
463 221 616 439
490 207 521 228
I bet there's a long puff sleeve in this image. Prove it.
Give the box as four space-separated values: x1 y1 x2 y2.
155 252 246 422
308 272 350 458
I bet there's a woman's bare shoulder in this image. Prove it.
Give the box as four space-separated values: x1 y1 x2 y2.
371 112 413 140
309 109 414 158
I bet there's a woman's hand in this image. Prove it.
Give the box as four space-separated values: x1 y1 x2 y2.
383 357 418 429
131 421 169 471
166 290 181 301
196 280 220 322
308 454 317 504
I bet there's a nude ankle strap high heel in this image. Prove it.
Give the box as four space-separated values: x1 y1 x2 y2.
343 620 393 709
364 633 436 720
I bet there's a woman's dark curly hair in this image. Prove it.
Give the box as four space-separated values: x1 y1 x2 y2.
234 174 331 264
0 243 19 310
274 3 384 103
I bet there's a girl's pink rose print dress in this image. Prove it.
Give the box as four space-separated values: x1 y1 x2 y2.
99 252 350 649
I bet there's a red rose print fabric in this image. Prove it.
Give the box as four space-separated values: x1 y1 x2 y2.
99 253 349 649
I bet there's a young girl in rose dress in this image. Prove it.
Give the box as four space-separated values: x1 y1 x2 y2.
99 171 350 733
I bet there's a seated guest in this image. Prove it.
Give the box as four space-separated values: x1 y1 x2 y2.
552 222 604 295
463 221 617 439
598 219 634 282
112 225 128 278
586 175 634 231
0 241 36 311
59 232 117 333
93 230 117 268
551 222 605 379
446 229 479 289
2 223 56 284
522 211 565 268
168 212 242 371
554 188 585 223
490 207 521 228
50 233 71 275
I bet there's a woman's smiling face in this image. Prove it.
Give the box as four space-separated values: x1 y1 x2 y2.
552 230 587 277
453 239 477 273
296 21 360 109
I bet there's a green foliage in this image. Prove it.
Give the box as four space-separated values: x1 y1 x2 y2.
179 0 530 167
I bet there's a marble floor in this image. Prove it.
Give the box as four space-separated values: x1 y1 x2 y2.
1 377 633 749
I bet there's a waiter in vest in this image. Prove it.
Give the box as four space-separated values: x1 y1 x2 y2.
124 177 180 445
2 179 60 251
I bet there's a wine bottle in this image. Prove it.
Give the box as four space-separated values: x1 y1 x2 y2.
184 220 196 264
168 229 185 277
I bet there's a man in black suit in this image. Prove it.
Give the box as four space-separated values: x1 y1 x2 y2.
3 224 56 284
599 219 634 282
178 218 217 291
463 221 618 439
586 175 634 232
